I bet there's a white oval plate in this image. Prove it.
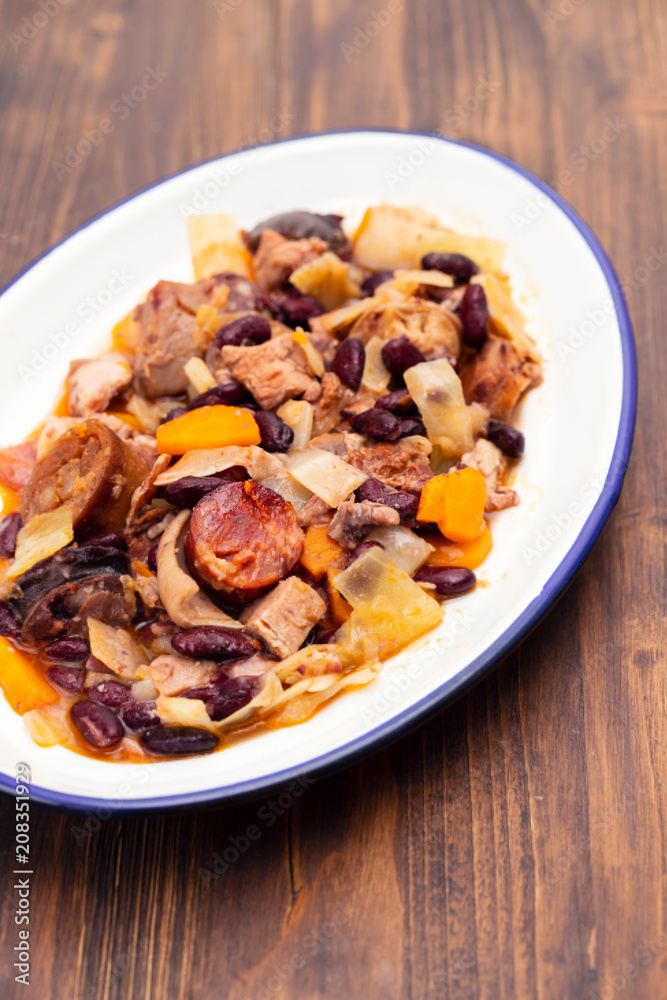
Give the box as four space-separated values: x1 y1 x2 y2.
0 130 635 812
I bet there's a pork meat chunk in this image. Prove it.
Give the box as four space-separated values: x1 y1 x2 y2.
461 336 542 422
311 372 355 436
146 653 216 697
67 354 133 417
327 500 399 550
252 229 327 293
344 437 433 493
133 280 207 398
222 333 317 410
461 438 518 512
243 577 326 659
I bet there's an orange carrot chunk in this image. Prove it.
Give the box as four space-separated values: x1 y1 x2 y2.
0 638 58 715
156 405 260 455
425 523 492 570
417 466 487 543
299 523 347 582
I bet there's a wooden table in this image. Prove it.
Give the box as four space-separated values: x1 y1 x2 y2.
0 1 663 996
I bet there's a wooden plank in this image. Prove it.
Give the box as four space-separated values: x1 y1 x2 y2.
0 0 665 996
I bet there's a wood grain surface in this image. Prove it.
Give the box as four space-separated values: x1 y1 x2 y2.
0 0 663 997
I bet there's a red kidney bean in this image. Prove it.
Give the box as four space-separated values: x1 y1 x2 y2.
413 566 476 595
279 292 325 328
374 389 418 417
147 545 159 573
164 475 244 509
412 521 440 537
421 252 479 283
0 602 21 640
399 417 426 437
45 637 90 661
318 628 339 644
120 701 159 732
192 381 251 408
89 679 132 708
381 336 425 382
253 410 294 453
162 406 188 424
460 284 489 349
79 533 127 551
349 408 403 442
182 675 256 721
46 666 84 694
0 513 21 557
350 539 384 563
141 725 220 755
214 315 272 348
332 338 365 391
361 270 394 296
487 420 525 458
356 478 419 522
207 677 255 721
71 700 124 748
171 626 261 662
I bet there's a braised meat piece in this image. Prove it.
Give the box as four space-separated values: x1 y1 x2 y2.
243 577 326 659
222 333 317 410
327 500 399 550
460 336 542 422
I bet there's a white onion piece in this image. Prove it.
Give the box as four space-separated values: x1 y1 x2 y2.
362 336 391 394
281 448 367 508
292 330 325 377
156 694 217 732
366 524 434 576
154 445 284 485
404 358 473 458
277 399 313 450
353 204 506 272
8 507 74 581
260 474 313 512
131 678 159 702
88 620 147 680
184 357 217 394
23 706 70 747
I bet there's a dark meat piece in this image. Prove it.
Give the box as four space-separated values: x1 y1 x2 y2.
12 545 128 619
123 508 172 565
210 272 275 314
460 336 542 422
20 420 147 540
244 211 350 255
327 501 399 550
185 482 304 603
22 574 135 644
345 438 433 493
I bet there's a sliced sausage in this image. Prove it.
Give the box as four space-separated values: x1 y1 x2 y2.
184 481 304 603
20 419 147 540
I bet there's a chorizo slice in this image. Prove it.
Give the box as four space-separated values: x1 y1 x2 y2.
20 419 147 540
184 481 304 603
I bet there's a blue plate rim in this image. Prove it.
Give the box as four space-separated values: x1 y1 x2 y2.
0 128 637 813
